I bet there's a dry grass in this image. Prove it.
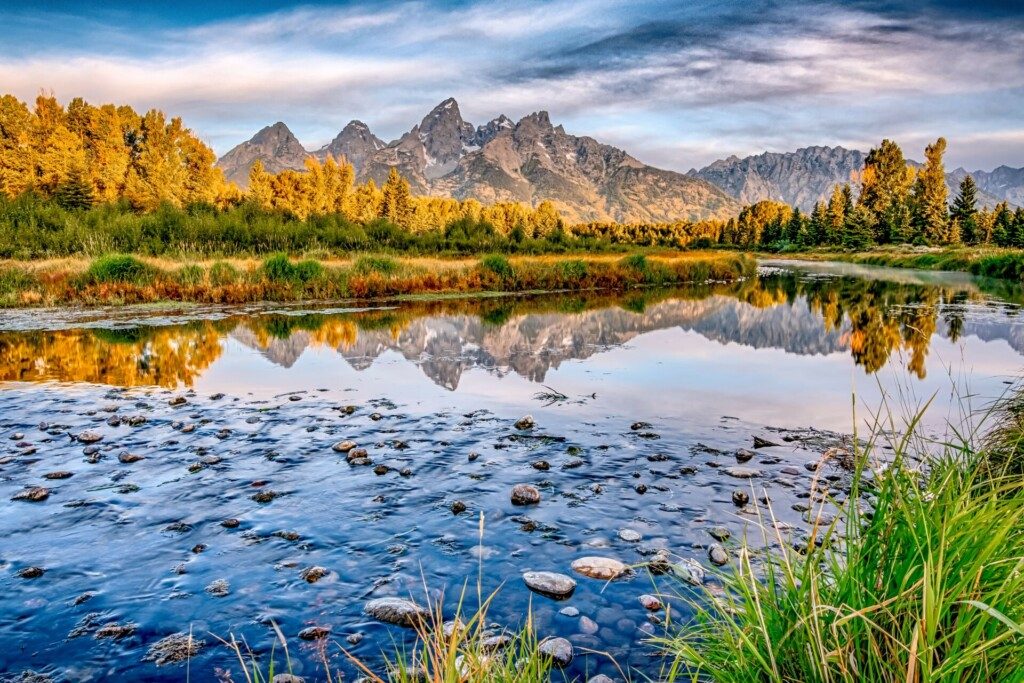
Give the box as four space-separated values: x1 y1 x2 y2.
0 251 754 308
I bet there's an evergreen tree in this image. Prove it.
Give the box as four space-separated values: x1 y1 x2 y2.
952 175 979 244
810 201 827 245
826 185 847 245
910 137 950 244
842 205 875 250
53 167 94 210
992 202 1013 247
786 207 803 244
858 139 914 243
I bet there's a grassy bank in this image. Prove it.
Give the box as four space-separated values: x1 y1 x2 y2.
660 399 1024 683
766 245 1024 282
0 251 754 307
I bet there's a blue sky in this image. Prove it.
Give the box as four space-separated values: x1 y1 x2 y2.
3 0 1023 171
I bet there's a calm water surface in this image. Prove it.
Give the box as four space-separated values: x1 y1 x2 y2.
1 261 1022 681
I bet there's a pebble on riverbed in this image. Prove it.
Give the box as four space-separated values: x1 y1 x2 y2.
538 637 574 668
570 556 629 580
144 632 205 666
510 484 541 505
363 597 427 627
522 571 576 599
12 486 50 502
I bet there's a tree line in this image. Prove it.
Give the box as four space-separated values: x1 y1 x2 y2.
719 138 1024 249
2 93 1021 254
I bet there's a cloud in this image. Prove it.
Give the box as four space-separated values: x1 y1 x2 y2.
0 0 1021 170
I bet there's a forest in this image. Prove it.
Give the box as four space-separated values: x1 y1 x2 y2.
1 93 1022 259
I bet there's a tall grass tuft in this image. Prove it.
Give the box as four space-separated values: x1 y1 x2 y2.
658 404 1024 683
83 254 153 285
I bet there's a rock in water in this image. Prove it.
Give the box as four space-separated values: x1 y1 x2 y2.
363 597 427 627
618 528 642 542
723 466 761 479
732 490 750 506
300 566 329 583
510 484 541 505
12 487 49 502
570 556 628 580
539 637 573 668
709 526 731 541
205 579 230 597
514 415 535 430
332 440 357 453
639 594 663 611
522 571 576 599
735 448 755 462
753 436 780 449
588 676 616 683
298 626 331 640
670 558 706 585
272 675 305 683
144 632 205 666
709 543 729 566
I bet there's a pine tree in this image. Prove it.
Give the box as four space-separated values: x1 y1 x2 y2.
786 207 803 243
952 175 979 244
843 205 875 250
992 202 1013 247
53 167 94 209
826 185 847 245
910 137 950 244
810 201 827 245
858 139 914 243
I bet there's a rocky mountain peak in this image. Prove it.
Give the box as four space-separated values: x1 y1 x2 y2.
216 121 309 187
315 119 385 170
474 115 514 147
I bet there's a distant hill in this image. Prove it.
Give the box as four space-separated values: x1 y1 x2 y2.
689 146 1017 211
216 98 739 223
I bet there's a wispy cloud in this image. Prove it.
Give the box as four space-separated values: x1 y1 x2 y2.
0 0 1021 169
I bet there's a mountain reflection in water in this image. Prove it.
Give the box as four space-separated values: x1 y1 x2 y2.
1 264 1023 391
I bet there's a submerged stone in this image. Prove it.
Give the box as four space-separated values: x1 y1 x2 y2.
522 571 576 599
363 597 427 627
570 556 628 580
511 484 541 505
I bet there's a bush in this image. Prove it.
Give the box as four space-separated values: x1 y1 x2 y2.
83 254 153 284
208 261 239 286
175 264 205 287
262 253 296 282
353 255 400 276
557 259 588 281
480 254 514 280
620 253 648 271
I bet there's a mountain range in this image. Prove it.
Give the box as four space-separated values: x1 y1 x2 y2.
688 147 1020 211
217 98 1023 221
216 98 739 223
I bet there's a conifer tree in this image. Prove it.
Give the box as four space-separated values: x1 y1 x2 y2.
859 139 913 242
53 167 94 209
910 137 949 244
952 175 979 244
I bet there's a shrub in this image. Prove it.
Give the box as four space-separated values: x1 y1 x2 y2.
83 254 153 284
353 255 400 276
620 253 648 271
293 259 325 283
262 253 296 282
209 261 239 286
557 259 588 281
479 254 514 280
175 264 205 287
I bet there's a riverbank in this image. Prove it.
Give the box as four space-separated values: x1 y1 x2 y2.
762 245 1024 281
0 252 754 308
